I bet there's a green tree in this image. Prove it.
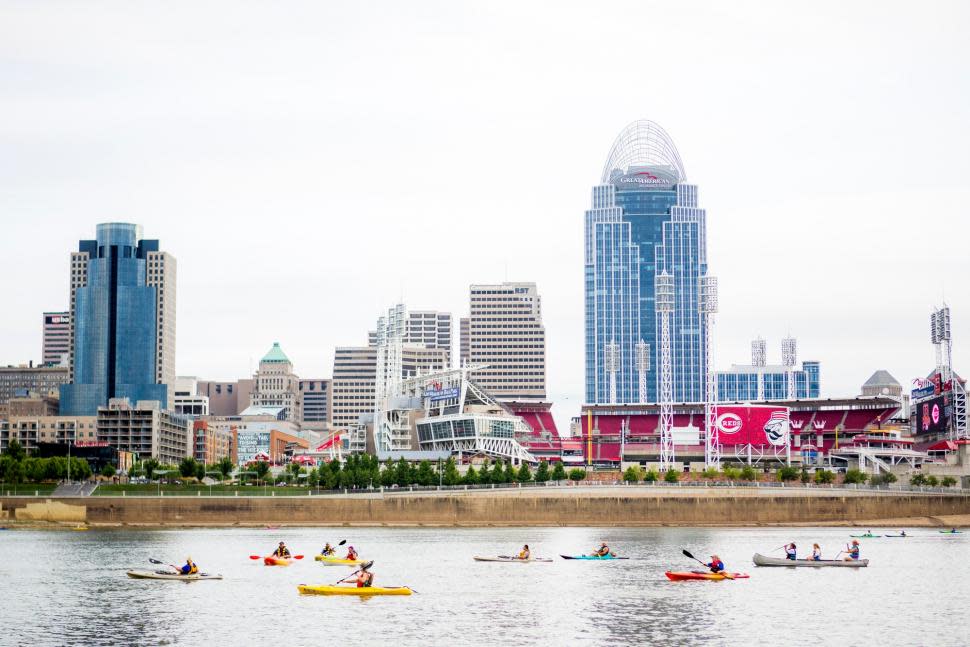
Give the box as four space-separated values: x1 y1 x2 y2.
380 460 396 487
394 457 412 486
701 467 720 480
534 460 550 483
567 468 586 482
100 464 116 479
4 439 26 461
194 462 207 482
623 465 642 483
442 457 461 486
253 460 270 485
462 465 479 485
843 468 867 485
143 457 160 481
489 460 505 484
504 461 517 483
814 469 835 484
664 469 679 483
739 465 757 481
319 462 337 489
71 457 92 480
910 473 926 486
415 460 435 486
777 466 800 482
925 475 939 487
289 462 302 479
307 467 319 488
643 468 660 483
217 457 234 481
478 460 491 484
800 468 811 484
870 472 897 486
722 466 741 480
942 476 957 488
178 457 198 479
550 461 567 483
516 463 532 483
25 457 46 483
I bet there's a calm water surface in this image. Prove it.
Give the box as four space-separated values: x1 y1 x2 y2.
2 526 964 646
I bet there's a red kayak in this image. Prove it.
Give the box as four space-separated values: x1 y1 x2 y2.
665 570 749 581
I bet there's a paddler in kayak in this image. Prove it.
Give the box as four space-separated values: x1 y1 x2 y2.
177 557 199 575
345 545 359 561
272 542 292 559
517 545 531 560
592 542 612 557
706 555 725 573
811 543 822 561
843 539 861 561
352 561 375 588
785 543 797 560
320 542 336 556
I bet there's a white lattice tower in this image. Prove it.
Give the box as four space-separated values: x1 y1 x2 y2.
752 337 766 400
933 307 966 438
701 276 719 468
656 272 675 471
781 336 797 400
605 340 620 405
636 340 650 404
374 304 406 452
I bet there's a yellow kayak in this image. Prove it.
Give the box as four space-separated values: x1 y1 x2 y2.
297 584 412 596
314 555 364 565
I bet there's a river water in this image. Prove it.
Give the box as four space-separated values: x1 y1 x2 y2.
1 526 964 646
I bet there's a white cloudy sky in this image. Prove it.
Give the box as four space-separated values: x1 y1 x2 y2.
2 1 968 431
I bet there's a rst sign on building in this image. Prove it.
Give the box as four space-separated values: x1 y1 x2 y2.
237 431 271 464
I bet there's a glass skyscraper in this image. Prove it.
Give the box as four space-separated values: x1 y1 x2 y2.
716 361 821 402
585 120 711 405
60 223 176 415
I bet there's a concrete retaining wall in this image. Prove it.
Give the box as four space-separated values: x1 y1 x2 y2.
3 491 970 526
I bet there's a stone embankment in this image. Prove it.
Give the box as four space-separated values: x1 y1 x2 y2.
3 487 970 527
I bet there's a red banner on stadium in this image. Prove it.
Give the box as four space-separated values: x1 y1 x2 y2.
713 405 790 447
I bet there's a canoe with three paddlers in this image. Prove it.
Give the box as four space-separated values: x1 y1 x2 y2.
752 553 869 567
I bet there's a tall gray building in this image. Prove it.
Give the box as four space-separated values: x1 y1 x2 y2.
466 282 546 400
368 309 453 365
42 311 70 366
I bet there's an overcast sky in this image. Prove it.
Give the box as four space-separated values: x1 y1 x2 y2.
2 1 968 431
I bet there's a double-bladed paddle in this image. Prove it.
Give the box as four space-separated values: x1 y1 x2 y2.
682 549 734 580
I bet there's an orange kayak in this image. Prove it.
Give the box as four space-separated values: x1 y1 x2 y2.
264 556 292 566
665 571 749 581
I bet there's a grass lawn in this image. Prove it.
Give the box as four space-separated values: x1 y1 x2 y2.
93 483 314 496
0 484 59 496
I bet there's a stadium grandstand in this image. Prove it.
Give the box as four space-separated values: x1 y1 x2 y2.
579 396 901 467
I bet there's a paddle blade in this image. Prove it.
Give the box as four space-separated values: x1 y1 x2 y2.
682 549 696 561
149 558 164 565
338 540 347 546
249 555 262 560
293 555 304 560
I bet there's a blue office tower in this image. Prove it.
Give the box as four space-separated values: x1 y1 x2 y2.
585 121 710 405
60 223 170 415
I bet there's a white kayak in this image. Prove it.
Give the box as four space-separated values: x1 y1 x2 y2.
752 553 868 568
473 555 553 563
127 569 224 580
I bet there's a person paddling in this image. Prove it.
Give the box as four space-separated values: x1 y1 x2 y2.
518 544 531 560
706 554 725 573
844 539 861 561
900 530 907 537
785 543 797 560
273 542 291 558
811 543 822 561
177 556 198 575
345 545 359 561
345 561 374 588
592 542 611 557
321 542 335 556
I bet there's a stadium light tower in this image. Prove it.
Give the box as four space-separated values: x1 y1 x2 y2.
752 337 766 401
781 336 797 400
636 340 650 404
700 276 719 468
931 306 966 438
605 340 620 405
656 272 675 471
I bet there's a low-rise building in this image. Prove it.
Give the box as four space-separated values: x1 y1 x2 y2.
193 419 234 465
0 415 98 454
0 364 69 405
96 398 191 465
173 376 209 417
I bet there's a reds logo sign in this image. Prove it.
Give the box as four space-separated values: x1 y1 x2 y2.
715 412 743 434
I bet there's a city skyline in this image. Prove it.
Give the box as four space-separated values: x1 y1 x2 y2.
1 1 968 430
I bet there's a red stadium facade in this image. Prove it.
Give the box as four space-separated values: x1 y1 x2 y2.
579 396 900 466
